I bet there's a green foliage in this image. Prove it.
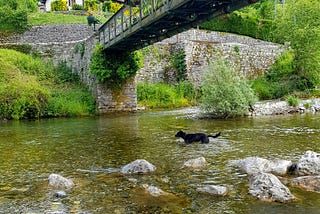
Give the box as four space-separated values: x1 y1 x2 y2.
0 48 96 120
200 11 275 41
286 95 299 107
0 44 32 54
84 0 99 11
0 5 29 33
0 53 49 119
72 4 84 10
51 0 68 11
200 56 257 118
274 0 320 89
170 52 187 82
89 44 143 87
46 86 96 117
53 60 80 83
137 81 196 109
251 49 312 100
28 12 87 25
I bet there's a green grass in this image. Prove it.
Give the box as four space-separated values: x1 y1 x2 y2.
0 48 96 120
27 12 111 25
28 12 88 25
137 82 196 109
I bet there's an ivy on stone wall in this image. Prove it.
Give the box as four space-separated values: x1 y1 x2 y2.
89 44 143 87
170 51 187 82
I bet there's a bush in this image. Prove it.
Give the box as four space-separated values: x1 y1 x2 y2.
286 95 299 107
84 0 98 11
251 50 305 100
200 56 257 118
72 3 84 10
51 0 68 11
0 6 29 33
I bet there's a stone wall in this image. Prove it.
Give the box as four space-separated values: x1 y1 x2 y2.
137 29 286 87
1 25 285 113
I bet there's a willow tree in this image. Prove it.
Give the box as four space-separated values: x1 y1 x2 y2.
200 57 257 119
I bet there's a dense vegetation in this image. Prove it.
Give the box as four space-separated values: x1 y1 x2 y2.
137 81 196 109
200 56 257 118
1 0 320 118
89 44 143 88
0 49 96 120
201 0 320 101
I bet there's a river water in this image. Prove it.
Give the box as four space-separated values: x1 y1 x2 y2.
0 108 320 213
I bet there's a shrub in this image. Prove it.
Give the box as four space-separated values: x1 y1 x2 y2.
51 0 68 11
200 56 257 118
72 3 84 10
0 6 29 33
251 50 302 100
286 95 299 107
84 0 98 11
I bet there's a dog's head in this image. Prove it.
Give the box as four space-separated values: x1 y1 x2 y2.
175 130 186 138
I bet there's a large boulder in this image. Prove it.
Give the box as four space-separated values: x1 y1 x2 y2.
197 185 228 196
249 172 296 203
120 159 156 174
48 174 73 190
297 151 320 175
182 157 207 169
236 157 292 175
291 176 320 193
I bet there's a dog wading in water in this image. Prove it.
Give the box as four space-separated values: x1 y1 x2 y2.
175 130 221 144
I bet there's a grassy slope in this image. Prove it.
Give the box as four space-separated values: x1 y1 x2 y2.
0 49 96 119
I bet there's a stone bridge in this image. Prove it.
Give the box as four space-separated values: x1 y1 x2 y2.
0 24 285 113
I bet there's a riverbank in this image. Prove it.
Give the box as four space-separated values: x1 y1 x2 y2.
252 98 320 116
177 98 320 119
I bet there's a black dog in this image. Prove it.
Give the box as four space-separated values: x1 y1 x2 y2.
175 130 221 144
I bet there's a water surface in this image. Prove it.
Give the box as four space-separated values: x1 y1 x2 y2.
0 109 320 213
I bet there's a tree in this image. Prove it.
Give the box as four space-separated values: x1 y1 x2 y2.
274 0 320 89
200 56 257 118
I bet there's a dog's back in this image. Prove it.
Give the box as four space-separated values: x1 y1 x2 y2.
175 130 220 144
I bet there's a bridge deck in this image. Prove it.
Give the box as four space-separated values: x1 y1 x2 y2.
98 0 258 52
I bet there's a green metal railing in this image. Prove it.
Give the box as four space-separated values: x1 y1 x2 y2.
98 0 184 49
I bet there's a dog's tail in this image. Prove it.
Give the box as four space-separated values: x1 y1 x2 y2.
208 132 221 138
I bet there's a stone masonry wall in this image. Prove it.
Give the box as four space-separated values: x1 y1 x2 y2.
137 29 286 87
2 25 285 112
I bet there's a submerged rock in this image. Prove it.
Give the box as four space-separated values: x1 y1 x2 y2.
235 157 292 175
249 172 296 203
297 151 320 175
142 184 168 197
48 174 73 190
54 190 68 198
197 185 228 196
291 176 320 193
182 157 207 169
120 159 156 174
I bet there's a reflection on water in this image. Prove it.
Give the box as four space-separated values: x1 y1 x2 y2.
0 110 320 213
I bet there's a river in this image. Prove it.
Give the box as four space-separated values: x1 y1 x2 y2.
0 108 320 213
